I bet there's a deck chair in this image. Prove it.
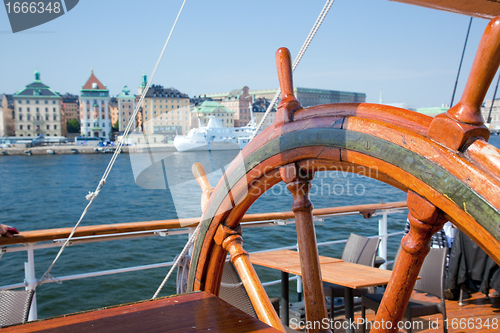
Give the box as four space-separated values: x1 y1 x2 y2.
361 247 448 333
219 260 297 332
219 259 258 317
324 233 380 316
0 289 34 327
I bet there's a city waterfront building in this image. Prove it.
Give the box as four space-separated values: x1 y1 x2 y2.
191 101 234 128
249 87 366 107
204 86 253 127
109 97 118 130
13 71 63 137
252 97 276 130
79 69 111 139
61 93 80 121
1 94 15 136
203 86 365 126
137 81 190 136
116 86 137 131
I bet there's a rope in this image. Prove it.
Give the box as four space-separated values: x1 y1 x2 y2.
152 223 200 299
450 17 473 108
250 0 335 140
38 0 188 285
150 0 335 297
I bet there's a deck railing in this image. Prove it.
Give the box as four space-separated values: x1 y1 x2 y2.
0 201 407 321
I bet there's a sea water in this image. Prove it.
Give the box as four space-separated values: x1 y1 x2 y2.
2 136 500 318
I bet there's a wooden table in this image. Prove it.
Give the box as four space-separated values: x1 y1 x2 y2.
250 249 393 333
250 249 343 325
1 291 282 333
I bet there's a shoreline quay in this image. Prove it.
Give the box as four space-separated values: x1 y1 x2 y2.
0 144 178 155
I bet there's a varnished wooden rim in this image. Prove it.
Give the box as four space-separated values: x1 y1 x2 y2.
187 111 500 292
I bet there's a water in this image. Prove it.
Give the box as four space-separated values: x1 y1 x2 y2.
2 136 500 319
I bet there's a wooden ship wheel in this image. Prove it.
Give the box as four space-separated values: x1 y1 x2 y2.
187 16 500 333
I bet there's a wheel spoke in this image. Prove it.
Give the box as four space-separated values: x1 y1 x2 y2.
281 163 330 333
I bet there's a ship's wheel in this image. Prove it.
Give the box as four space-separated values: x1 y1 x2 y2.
187 17 500 333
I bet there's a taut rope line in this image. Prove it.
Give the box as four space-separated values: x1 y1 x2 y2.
250 0 335 140
151 0 335 299
39 0 188 285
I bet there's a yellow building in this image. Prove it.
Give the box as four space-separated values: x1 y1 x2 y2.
137 78 190 137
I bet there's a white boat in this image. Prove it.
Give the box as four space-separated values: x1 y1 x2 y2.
173 116 256 152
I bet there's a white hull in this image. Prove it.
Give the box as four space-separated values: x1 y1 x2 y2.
174 136 246 152
173 116 254 152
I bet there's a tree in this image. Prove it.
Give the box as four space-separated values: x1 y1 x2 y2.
66 118 81 133
112 120 119 131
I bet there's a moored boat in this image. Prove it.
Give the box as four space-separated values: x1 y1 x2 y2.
173 116 255 152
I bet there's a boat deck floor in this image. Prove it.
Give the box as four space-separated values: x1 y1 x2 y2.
292 290 500 332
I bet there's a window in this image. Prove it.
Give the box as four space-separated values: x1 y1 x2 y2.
19 115 22 120
47 125 50 130
27 107 30 112
102 123 104 127
53 115 57 121
28 134 31 136
129 105 131 108
20 134 23 136
54 125 57 130
18 107 21 112
20 125 23 130
45 100 48 104
53 100 56 104
37 115 40 120
103 131 106 136
122 112 125 115
53 108 56 112
36 100 39 104
27 115 31 120
45 108 48 112
87 123 90 127
122 118 125 122
27 125 31 130
45 115 48 120
26 100 30 104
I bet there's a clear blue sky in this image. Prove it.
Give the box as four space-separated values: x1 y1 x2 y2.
0 0 495 108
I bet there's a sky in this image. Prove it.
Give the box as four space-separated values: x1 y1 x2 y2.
0 0 496 109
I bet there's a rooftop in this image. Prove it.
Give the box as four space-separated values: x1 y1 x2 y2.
144 84 188 98
192 100 234 113
14 71 60 98
82 69 108 91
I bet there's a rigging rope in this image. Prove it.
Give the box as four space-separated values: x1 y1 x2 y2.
39 0 188 285
450 17 473 108
250 0 335 140
151 0 335 298
152 225 199 298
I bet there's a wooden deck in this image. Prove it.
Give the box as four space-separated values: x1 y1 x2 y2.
323 290 500 332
